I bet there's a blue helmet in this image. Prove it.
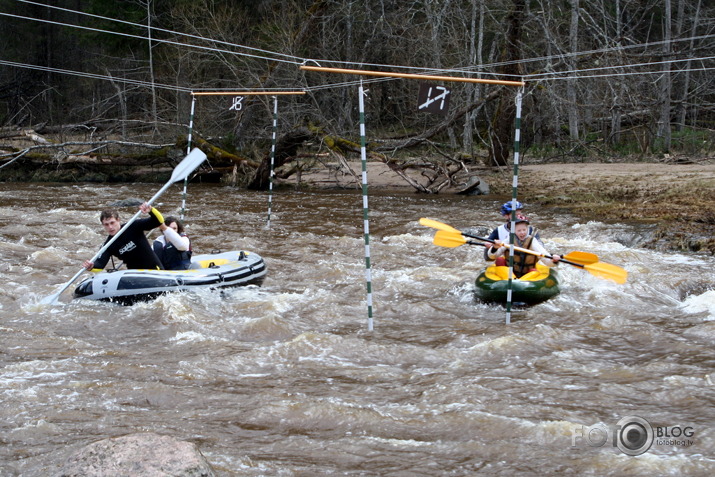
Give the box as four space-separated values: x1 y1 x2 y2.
500 201 524 216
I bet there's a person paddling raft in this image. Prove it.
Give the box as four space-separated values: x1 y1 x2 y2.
485 201 539 243
486 217 561 278
153 216 192 270
82 202 164 271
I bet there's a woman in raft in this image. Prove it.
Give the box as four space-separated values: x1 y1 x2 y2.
152 216 192 270
485 217 560 278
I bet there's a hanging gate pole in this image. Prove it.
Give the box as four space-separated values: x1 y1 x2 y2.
505 87 524 324
299 66 525 328
181 95 197 220
267 96 278 227
190 90 304 225
358 82 374 331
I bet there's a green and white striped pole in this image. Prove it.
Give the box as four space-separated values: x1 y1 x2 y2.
505 87 524 324
358 82 374 331
267 95 278 227
181 94 197 220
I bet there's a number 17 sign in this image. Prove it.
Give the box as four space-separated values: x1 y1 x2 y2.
418 83 451 115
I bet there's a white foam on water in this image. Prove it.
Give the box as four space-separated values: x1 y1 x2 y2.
170 330 215 343
680 290 715 320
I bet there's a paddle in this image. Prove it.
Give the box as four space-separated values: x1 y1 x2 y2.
424 219 628 284
421 217 596 263
40 148 208 305
560 250 599 265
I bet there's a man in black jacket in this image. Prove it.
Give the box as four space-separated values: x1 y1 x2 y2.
83 202 164 271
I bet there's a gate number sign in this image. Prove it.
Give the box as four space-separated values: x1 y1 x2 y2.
418 83 451 115
229 96 244 111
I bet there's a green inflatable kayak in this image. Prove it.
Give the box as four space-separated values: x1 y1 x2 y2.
474 262 560 306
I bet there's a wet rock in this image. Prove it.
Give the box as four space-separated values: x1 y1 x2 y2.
108 198 144 207
457 175 489 195
55 432 215 476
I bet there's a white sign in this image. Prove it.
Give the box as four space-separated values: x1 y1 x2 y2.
229 96 244 111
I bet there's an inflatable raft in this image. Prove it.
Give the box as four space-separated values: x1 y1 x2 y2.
474 262 559 306
73 250 266 305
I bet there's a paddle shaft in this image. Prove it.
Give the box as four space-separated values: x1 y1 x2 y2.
460 232 576 265
463 234 586 269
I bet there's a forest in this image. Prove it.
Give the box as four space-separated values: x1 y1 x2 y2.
0 0 713 190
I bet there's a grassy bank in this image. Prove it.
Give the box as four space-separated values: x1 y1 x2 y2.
484 162 715 254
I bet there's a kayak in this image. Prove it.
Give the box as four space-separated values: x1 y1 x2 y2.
73 250 266 305
474 262 559 306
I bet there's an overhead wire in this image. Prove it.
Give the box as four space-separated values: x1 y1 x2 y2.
2 0 714 92
13 0 305 65
304 34 715 79
0 59 193 92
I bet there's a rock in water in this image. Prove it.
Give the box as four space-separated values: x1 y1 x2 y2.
457 175 489 195
108 198 144 207
56 433 216 476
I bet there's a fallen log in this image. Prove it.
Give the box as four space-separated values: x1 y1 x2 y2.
177 136 261 169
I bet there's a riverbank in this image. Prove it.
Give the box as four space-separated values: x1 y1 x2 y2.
292 159 715 254
498 162 715 254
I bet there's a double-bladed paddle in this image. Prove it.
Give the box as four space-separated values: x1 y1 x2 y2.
422 218 627 284
40 148 208 305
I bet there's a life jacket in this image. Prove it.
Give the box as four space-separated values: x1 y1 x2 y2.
504 230 539 278
155 234 192 270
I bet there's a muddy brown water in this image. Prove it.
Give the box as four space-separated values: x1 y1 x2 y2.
1 182 714 476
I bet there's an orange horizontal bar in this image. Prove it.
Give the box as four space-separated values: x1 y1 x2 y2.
192 91 306 96
300 65 525 86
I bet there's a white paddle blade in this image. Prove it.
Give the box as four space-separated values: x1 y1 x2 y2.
170 148 207 184
39 291 62 305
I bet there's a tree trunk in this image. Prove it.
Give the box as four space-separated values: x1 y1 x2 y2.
146 0 159 135
488 0 525 167
676 0 701 131
463 0 485 152
246 128 313 190
658 0 672 151
567 0 580 142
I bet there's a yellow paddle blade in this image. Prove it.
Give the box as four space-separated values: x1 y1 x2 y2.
419 218 461 234
433 230 468 248
583 261 628 284
563 251 599 265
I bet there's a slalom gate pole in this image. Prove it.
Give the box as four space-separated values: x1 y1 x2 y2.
181 95 197 220
267 96 278 227
505 87 524 324
358 81 374 331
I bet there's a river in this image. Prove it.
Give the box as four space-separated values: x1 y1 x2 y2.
1 182 714 476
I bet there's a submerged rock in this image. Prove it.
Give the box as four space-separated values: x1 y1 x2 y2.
108 198 144 207
56 432 215 476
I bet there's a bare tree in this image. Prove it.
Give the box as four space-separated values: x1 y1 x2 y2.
658 0 673 151
567 0 580 142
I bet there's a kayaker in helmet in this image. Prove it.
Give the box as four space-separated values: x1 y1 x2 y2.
489 201 539 240
486 217 561 278
82 202 164 271
483 201 539 262
153 216 192 270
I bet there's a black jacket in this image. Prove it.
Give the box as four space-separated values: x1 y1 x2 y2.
93 211 163 270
